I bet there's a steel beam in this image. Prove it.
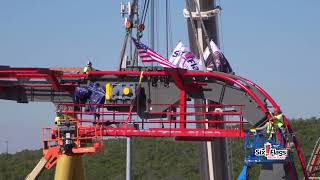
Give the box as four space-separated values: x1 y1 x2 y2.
185 0 230 179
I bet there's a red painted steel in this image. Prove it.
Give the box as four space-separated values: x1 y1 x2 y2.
235 75 280 111
49 102 246 147
180 90 187 129
76 127 245 138
42 123 103 156
0 68 308 177
235 75 308 179
87 70 270 114
0 69 286 117
308 140 320 178
43 146 60 169
46 72 61 90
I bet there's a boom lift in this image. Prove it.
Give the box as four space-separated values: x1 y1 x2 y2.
238 131 296 179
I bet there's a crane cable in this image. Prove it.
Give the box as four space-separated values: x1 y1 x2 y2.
167 1 173 55
140 0 148 23
166 0 169 59
185 0 207 71
192 0 218 71
125 71 144 125
140 0 150 24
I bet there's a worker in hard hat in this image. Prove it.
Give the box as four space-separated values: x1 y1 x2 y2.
250 115 276 141
256 119 275 140
250 109 286 141
54 109 73 125
272 109 284 130
83 61 96 74
54 109 64 125
272 109 288 145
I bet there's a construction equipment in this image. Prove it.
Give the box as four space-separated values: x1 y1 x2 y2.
238 131 296 180
0 67 310 179
25 146 60 180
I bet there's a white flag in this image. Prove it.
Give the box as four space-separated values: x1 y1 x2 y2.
169 42 205 71
203 40 233 73
203 40 221 60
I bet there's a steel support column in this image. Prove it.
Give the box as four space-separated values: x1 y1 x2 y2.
186 0 230 179
126 137 132 180
54 154 85 180
180 90 187 129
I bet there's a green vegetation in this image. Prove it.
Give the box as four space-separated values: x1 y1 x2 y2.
0 118 319 180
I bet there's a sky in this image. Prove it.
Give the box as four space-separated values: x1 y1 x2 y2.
0 0 319 153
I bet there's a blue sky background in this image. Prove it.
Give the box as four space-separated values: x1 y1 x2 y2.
0 0 319 153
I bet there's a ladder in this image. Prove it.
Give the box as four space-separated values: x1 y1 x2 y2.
307 137 320 178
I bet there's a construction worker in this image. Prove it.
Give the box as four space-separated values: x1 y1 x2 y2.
258 120 275 140
54 109 76 151
54 109 72 125
54 109 63 125
272 109 289 146
272 109 284 130
83 61 96 74
250 109 285 140
250 116 275 140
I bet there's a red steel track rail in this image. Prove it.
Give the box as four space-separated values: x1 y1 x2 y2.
235 75 308 179
0 68 308 178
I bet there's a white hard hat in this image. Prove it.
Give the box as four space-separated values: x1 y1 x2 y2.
56 109 62 114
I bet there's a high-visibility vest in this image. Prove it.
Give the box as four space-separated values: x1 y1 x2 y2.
266 121 275 134
83 66 95 74
266 121 275 140
274 114 284 128
54 114 70 125
55 115 62 125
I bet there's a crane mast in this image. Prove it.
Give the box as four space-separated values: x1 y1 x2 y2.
185 1 229 180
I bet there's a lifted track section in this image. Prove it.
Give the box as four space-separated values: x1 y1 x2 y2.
0 67 308 179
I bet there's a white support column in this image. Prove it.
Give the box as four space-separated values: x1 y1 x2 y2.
126 137 132 180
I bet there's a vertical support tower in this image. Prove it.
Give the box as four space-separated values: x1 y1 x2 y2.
185 1 230 180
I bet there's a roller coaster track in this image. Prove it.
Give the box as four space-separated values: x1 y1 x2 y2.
0 66 309 179
308 137 320 178
235 75 308 179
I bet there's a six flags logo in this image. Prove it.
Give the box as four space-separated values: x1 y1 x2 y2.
254 142 288 160
172 50 201 70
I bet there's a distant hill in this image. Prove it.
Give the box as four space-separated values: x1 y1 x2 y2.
0 118 319 180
